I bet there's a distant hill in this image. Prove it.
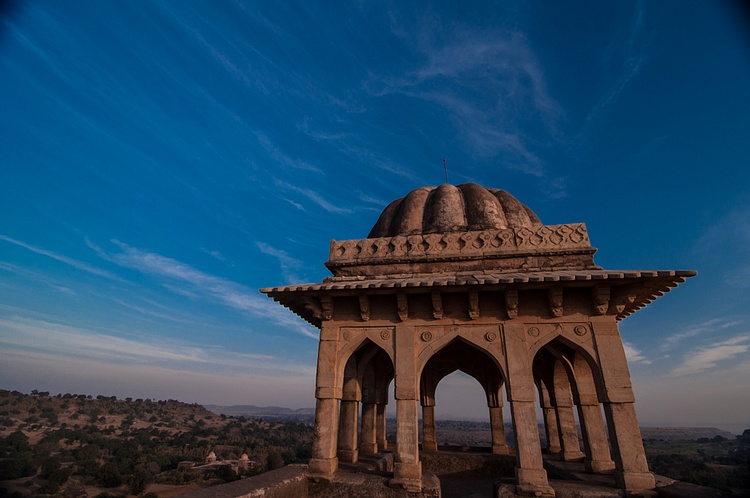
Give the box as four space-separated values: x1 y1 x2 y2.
640 426 735 441
205 404 314 418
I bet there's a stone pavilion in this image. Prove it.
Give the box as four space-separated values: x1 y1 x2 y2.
261 183 695 496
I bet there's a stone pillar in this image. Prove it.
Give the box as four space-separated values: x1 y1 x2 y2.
489 404 509 454
422 403 437 452
376 403 388 451
360 402 378 455
553 361 584 461
309 323 340 477
593 319 655 492
572 354 614 473
391 324 421 492
338 399 359 463
394 397 421 491
539 381 561 454
338 359 360 464
309 397 339 476
504 323 554 497
578 403 615 473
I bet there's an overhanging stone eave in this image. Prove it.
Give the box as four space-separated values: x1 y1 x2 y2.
260 270 697 293
259 269 696 325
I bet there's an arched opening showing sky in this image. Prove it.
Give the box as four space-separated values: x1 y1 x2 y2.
434 371 492 421
1 2 749 434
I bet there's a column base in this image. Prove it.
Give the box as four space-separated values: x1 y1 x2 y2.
390 462 422 492
562 450 584 462
586 458 615 474
492 443 511 455
308 457 338 476
516 467 555 497
422 441 438 452
360 442 377 455
337 449 358 464
614 470 656 491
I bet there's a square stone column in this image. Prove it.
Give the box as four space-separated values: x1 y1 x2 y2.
393 398 422 492
421 403 438 452
309 397 339 476
593 319 655 491
577 401 615 473
504 323 555 497
539 382 561 454
309 325 340 477
489 405 509 454
556 403 584 461
360 402 378 455
376 403 388 451
337 399 359 463
390 324 422 493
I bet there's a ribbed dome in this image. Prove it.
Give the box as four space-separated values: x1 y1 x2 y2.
368 183 542 238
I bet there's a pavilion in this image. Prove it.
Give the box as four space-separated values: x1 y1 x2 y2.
261 183 695 496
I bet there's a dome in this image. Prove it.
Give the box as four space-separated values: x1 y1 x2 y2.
368 183 542 238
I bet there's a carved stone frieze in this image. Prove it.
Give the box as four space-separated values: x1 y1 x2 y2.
328 223 593 266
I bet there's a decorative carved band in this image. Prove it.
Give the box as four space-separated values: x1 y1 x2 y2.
328 223 591 265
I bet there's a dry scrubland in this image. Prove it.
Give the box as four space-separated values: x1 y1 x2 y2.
0 390 313 497
1 390 748 496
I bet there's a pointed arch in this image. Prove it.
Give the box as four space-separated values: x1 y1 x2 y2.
417 334 506 381
528 328 598 369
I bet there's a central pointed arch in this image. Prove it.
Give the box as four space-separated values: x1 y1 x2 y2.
418 337 509 455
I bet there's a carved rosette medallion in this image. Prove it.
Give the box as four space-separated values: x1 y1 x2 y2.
528 326 540 338
342 329 352 341
380 329 391 340
574 325 588 336
484 331 497 342
420 331 433 342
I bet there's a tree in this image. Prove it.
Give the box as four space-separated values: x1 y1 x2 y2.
266 451 284 470
99 462 123 487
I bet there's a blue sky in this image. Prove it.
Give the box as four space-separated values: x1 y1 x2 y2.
1 2 749 432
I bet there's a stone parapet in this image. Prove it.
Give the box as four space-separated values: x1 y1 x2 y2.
326 223 597 277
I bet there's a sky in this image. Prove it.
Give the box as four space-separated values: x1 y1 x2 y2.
1 1 749 434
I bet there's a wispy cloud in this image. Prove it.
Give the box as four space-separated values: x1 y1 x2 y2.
334 145 425 185
691 202 750 289
623 341 652 364
367 25 565 195
0 235 121 281
254 131 323 173
273 179 352 215
256 242 304 284
94 241 318 339
670 335 750 376
581 2 649 128
659 317 744 352
0 316 315 377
